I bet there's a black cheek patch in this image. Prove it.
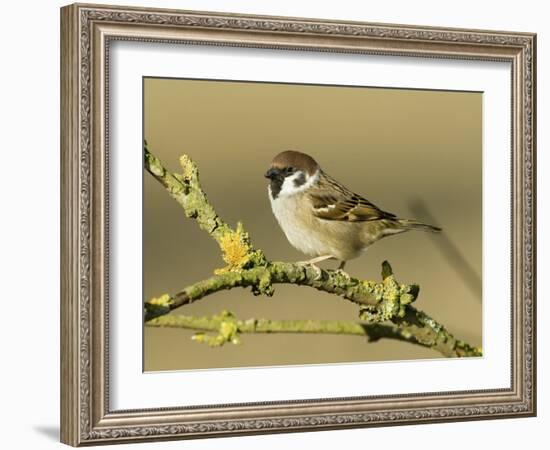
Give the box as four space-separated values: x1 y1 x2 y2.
293 173 307 188
270 178 283 199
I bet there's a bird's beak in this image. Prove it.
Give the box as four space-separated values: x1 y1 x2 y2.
264 167 282 180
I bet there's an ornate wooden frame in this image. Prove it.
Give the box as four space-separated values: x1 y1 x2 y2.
60 3 536 446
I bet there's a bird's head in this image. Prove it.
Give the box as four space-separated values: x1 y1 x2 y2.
265 150 320 200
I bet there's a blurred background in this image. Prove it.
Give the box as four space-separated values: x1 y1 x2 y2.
143 77 482 371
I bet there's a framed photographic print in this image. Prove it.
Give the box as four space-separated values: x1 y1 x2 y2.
60 3 536 446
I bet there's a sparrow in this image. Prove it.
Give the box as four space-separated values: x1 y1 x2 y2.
265 150 441 270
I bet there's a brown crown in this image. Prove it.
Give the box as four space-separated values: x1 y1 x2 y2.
270 150 319 176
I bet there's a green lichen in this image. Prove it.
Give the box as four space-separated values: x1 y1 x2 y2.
144 293 174 321
357 264 419 322
252 269 274 296
453 339 482 357
191 310 241 347
144 147 165 178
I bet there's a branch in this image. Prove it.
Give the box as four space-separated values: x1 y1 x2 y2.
146 310 425 348
390 306 481 357
145 144 267 268
144 262 418 321
146 309 480 357
144 143 481 358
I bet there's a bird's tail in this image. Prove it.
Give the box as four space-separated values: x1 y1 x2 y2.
397 219 442 233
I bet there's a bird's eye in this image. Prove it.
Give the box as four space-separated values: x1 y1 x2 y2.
285 167 295 175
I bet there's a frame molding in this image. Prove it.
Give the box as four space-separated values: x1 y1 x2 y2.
60 3 536 446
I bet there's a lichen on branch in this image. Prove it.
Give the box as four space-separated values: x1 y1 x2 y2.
143 143 482 358
147 310 399 347
143 260 419 323
147 309 480 357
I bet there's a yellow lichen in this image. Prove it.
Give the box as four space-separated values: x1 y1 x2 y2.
148 293 172 307
214 223 252 274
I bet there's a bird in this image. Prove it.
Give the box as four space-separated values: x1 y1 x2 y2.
265 150 441 271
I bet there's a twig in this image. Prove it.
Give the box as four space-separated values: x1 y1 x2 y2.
146 310 480 357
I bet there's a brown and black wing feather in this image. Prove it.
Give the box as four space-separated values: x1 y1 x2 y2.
310 171 397 222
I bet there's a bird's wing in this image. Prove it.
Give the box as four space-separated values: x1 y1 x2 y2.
309 172 396 222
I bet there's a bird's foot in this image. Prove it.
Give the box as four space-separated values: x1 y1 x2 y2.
295 256 334 280
296 260 324 280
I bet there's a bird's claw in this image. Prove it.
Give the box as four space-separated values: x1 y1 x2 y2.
296 261 324 280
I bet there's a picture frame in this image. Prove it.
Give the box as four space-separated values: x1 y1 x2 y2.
60 2 536 446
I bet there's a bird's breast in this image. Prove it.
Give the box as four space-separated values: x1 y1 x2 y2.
269 191 364 260
270 193 320 256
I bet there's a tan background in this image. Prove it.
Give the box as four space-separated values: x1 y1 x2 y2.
143 77 482 371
